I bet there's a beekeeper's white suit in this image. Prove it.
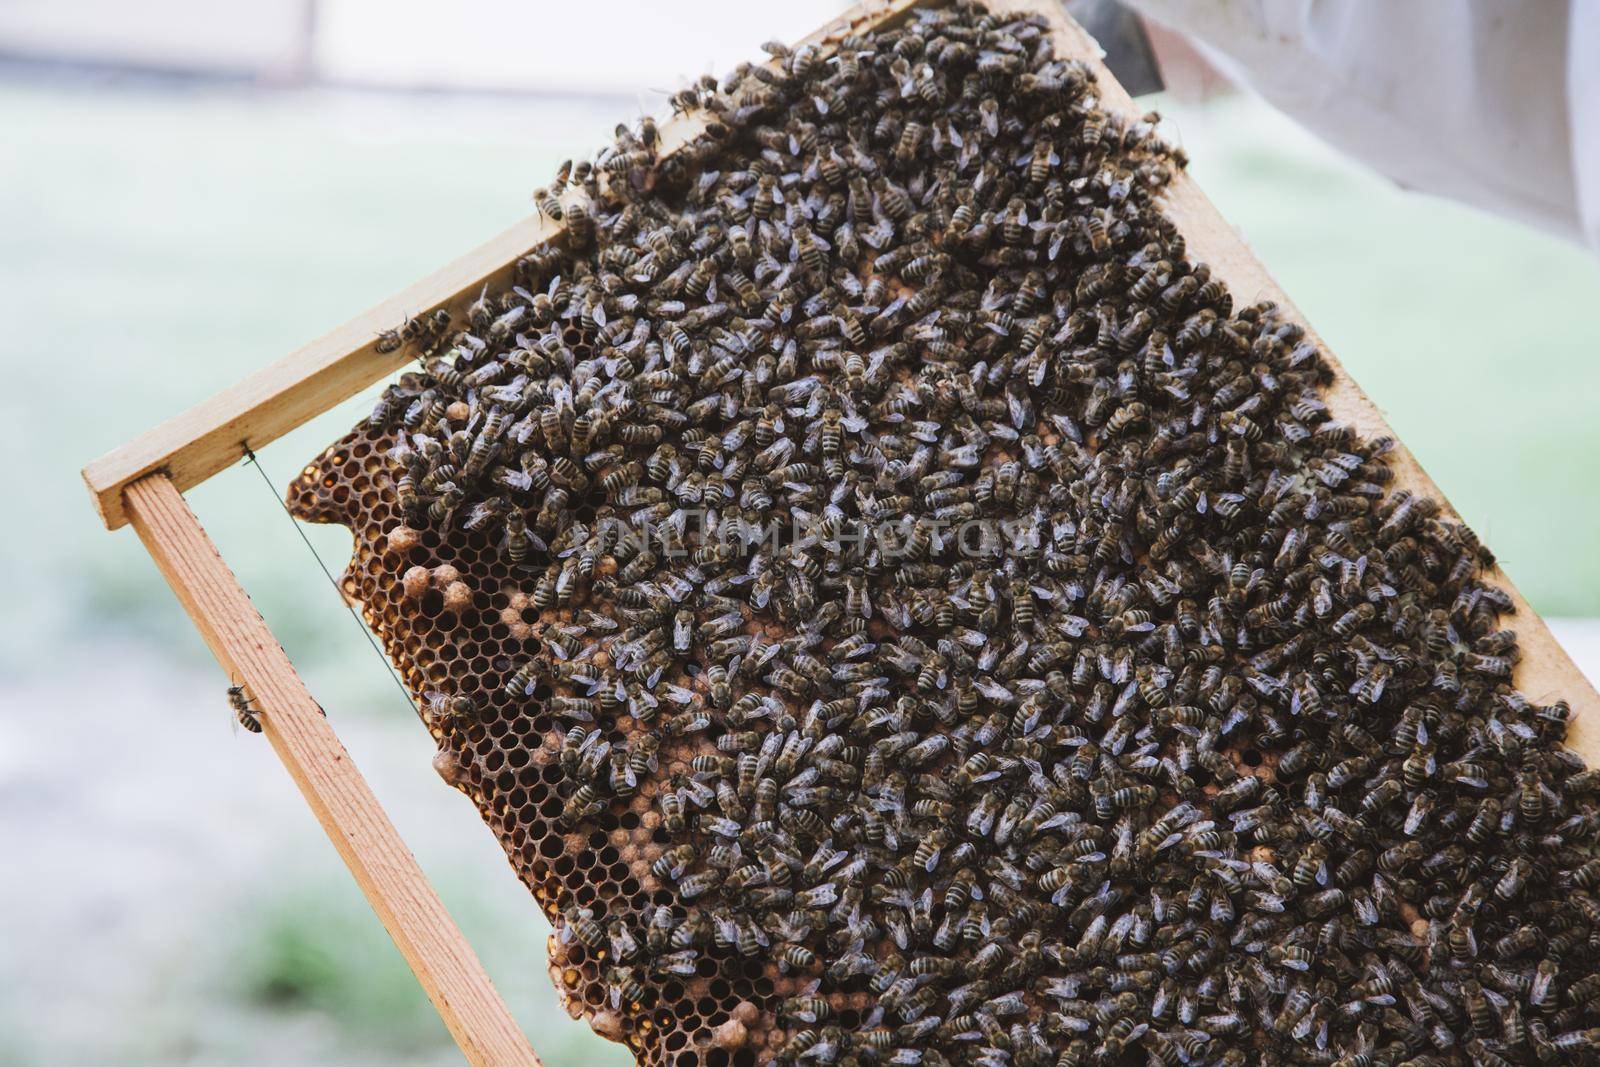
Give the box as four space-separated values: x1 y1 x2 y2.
1126 1 1600 249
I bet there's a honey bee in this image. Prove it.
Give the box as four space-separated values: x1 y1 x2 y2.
565 198 595 245
498 508 531 565
793 223 827 278
652 843 695 881
606 965 644 1010
1028 138 1058 185
227 684 261 734
893 121 926 168
775 944 816 970
563 905 605 948
752 174 780 221
408 307 451 342
422 691 477 729
502 661 538 700
532 186 564 220
637 116 659 152
378 308 449 354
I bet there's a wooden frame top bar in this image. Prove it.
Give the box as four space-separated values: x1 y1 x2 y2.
82 218 555 531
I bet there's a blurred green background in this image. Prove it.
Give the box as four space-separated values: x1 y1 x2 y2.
2 27 1599 1067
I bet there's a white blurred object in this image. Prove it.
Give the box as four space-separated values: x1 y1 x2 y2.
315 0 839 97
1551 618 1600 692
0 0 838 100
0 0 313 78
1126 0 1600 249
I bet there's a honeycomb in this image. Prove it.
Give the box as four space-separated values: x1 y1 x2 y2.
288 3 1600 1065
290 418 787 1067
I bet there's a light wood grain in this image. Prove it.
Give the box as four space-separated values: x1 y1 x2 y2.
989 0 1600 758
80 0 928 534
123 473 540 1067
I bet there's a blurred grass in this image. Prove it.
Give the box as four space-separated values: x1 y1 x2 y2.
218 875 627 1066
230 888 444 1047
60 861 635 1066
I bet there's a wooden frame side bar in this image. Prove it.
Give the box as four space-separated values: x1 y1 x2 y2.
123 473 540 1067
79 0 927 534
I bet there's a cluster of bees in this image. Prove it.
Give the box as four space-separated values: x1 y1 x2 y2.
320 4 1600 1064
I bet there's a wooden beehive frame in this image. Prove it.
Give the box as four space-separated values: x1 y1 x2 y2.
80 1 1600 1063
